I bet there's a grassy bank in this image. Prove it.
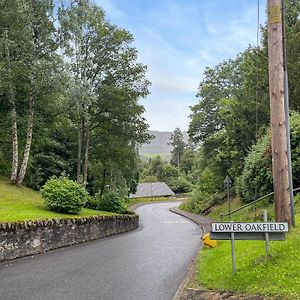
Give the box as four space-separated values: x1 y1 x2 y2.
207 197 277 222
0 178 115 222
198 214 300 299
194 196 300 299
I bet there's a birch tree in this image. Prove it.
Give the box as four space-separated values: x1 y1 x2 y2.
0 0 59 185
60 0 150 187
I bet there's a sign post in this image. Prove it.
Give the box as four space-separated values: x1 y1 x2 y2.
263 210 270 255
230 231 236 274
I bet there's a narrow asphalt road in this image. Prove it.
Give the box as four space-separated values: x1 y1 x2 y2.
0 202 202 300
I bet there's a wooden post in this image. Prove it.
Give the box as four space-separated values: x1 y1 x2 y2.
267 0 291 225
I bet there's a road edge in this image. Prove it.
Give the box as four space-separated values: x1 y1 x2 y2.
170 207 212 300
170 208 278 300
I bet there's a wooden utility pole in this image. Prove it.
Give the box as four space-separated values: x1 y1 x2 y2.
267 0 292 225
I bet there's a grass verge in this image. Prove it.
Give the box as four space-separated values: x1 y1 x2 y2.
207 197 277 222
0 177 115 223
198 214 300 299
194 196 300 299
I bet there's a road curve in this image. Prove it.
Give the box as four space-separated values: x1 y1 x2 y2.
0 202 202 300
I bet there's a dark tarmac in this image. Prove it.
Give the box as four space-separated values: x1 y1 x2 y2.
0 202 202 300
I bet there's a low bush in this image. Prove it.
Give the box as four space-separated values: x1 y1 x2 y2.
41 176 88 213
237 112 300 203
180 188 227 214
180 189 210 214
236 133 273 203
167 177 193 194
84 195 98 210
95 191 127 213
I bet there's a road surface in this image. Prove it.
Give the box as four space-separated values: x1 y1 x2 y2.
0 202 202 300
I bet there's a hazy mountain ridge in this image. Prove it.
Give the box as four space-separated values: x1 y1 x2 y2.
139 130 188 155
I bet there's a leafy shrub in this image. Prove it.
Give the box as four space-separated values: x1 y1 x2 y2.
199 167 220 194
95 191 127 213
237 112 300 203
180 165 226 214
208 191 227 206
180 189 210 214
167 177 193 194
237 133 273 203
84 195 98 210
41 176 88 213
290 112 300 186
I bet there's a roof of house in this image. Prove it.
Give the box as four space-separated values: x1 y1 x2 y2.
129 182 175 199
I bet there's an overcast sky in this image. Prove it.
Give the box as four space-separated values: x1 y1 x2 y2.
97 0 267 132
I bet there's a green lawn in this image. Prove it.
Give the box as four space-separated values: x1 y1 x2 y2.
0 177 115 223
196 197 300 299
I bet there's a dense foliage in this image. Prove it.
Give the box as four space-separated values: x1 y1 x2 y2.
183 1 300 213
0 0 151 198
2 0 300 216
237 112 300 203
167 177 192 194
169 128 186 168
41 176 88 213
140 152 193 194
237 133 272 203
95 191 127 214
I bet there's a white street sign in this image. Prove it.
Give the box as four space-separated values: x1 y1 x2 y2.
211 222 288 233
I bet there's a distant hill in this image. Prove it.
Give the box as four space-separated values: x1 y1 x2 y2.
139 130 188 161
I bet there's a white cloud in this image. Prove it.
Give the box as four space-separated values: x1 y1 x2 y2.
95 0 267 132
141 90 198 131
132 27 206 95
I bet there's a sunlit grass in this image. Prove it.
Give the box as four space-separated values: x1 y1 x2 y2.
198 214 300 299
196 196 300 299
0 177 115 222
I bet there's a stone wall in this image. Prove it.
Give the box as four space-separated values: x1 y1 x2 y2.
0 214 139 262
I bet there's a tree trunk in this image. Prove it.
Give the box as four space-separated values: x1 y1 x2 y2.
77 118 83 183
16 79 35 186
4 29 19 184
82 122 90 188
10 98 19 184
